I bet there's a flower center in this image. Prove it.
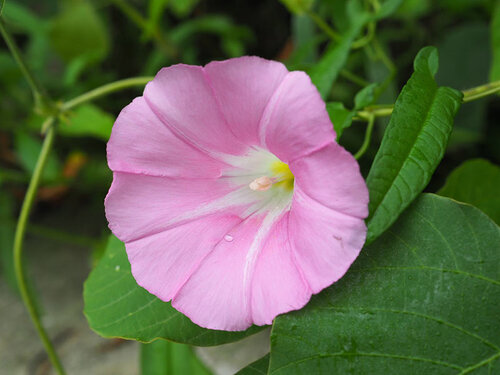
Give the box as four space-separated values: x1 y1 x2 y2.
248 161 294 192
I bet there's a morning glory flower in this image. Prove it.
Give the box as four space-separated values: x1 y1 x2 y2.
105 56 369 331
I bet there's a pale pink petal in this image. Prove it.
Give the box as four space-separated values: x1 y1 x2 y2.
204 57 288 146
260 71 335 163
105 172 236 243
289 187 367 293
290 142 369 218
107 97 225 178
126 213 241 302
250 214 311 326
172 216 265 331
144 64 246 156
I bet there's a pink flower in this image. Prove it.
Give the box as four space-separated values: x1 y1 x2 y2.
105 57 369 331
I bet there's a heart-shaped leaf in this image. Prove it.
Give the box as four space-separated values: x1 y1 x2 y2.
269 194 500 374
84 235 263 346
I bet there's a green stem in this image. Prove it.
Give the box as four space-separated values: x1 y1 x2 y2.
306 10 341 42
62 76 153 110
340 69 370 86
13 120 66 375
354 80 500 120
352 21 376 49
0 17 53 113
354 114 375 159
371 36 395 73
462 80 500 102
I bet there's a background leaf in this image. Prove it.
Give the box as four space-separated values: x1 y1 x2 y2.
141 339 212 375
354 83 379 110
375 0 404 20
60 104 114 141
169 0 201 18
438 159 500 225
436 22 490 150
365 46 462 243
326 102 353 139
84 235 264 346
49 2 109 63
14 132 61 183
308 11 368 99
278 0 314 15
269 194 500 374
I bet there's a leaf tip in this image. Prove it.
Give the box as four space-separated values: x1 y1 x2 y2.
414 46 439 76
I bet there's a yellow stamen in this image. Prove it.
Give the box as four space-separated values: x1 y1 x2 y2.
271 161 294 191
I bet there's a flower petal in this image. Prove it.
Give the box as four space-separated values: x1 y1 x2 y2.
172 216 263 331
290 142 369 219
144 64 246 156
250 213 311 326
105 172 236 243
260 71 335 163
107 97 224 178
126 213 242 302
204 57 288 146
289 187 367 293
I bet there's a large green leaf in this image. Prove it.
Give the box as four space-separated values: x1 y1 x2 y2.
84 235 263 346
308 12 368 99
365 47 462 243
438 159 500 225
236 354 270 375
141 340 212 375
491 1 500 81
269 194 500 374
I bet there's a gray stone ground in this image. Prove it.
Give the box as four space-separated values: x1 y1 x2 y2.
0 198 268 375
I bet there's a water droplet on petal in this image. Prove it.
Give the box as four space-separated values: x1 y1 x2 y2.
224 234 234 242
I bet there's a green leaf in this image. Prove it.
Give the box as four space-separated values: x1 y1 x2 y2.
60 104 114 141
84 235 264 346
436 23 490 150
278 0 314 15
141 340 212 375
326 102 353 139
365 47 462 243
169 0 201 18
438 159 500 225
0 0 4 16
49 2 109 63
1 1 44 34
490 1 500 81
269 194 500 374
308 13 368 99
375 0 404 19
236 354 270 375
354 83 379 110
14 132 61 183
144 0 169 40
